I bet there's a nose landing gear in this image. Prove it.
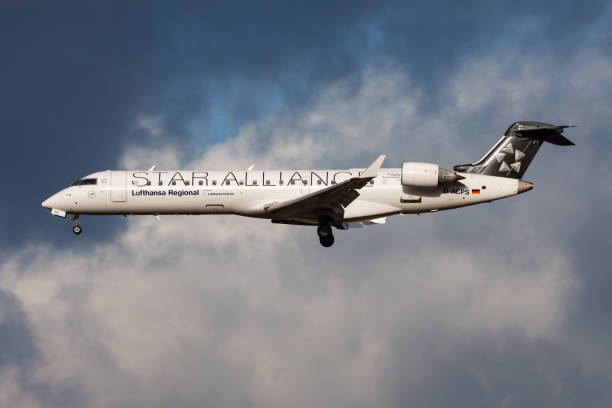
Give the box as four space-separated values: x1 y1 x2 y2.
71 214 82 235
317 224 334 247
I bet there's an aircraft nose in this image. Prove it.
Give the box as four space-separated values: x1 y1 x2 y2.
42 196 54 208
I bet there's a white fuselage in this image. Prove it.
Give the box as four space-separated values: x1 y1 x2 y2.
42 168 525 223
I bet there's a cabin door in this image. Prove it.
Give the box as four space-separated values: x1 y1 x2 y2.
110 171 127 202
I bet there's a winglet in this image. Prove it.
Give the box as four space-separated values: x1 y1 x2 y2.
360 154 386 178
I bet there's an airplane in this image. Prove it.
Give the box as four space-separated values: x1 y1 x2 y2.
42 121 574 247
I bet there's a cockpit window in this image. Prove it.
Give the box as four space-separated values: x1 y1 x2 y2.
70 178 97 186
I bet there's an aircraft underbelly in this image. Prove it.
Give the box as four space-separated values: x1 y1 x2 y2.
343 200 401 220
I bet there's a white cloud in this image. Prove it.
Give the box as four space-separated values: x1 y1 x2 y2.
0 216 577 407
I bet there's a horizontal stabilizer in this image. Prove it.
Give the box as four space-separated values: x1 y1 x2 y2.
542 133 575 146
512 123 576 145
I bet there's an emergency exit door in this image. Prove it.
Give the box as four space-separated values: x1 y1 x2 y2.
110 171 127 202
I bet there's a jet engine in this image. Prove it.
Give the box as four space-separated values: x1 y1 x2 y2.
401 162 462 187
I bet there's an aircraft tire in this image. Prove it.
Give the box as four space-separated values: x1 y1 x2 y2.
319 234 334 247
72 225 82 235
317 224 332 238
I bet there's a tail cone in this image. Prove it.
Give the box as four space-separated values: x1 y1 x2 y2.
517 180 533 194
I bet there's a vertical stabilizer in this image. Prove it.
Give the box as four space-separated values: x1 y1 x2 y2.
454 121 575 179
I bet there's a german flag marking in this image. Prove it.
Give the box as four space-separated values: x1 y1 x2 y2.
472 189 480 195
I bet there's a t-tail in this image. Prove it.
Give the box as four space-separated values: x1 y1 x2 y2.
454 121 575 179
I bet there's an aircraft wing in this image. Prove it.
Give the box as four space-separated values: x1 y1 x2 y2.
264 154 386 223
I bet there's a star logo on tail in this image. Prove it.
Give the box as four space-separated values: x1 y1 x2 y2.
497 141 527 175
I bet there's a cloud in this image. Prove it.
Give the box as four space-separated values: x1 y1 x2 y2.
0 215 577 407
3 47 612 407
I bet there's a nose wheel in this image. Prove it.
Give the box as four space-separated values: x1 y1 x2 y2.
71 214 82 235
317 224 334 247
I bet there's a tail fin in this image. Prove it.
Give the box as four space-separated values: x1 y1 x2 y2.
454 121 575 179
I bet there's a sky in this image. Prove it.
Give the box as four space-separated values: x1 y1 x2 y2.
1 0 612 407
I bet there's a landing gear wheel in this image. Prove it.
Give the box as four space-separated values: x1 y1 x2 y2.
319 234 334 247
72 225 82 235
317 224 332 238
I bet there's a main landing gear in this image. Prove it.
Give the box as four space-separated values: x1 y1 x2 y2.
317 224 334 247
71 214 82 235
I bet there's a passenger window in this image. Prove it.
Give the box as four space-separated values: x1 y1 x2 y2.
302 180 307 185
212 181 217 185
317 180 322 185
185 181 190 186
331 180 337 185
226 180 230 185
172 181 176 186
290 180 295 185
147 181 151 186
253 180 258 185
266 180 270 185
240 181 244 185
199 181 204 186
369 180 374 185
158 181 163 186
279 180 284 185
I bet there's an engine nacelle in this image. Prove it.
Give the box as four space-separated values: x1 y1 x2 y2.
401 162 461 187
